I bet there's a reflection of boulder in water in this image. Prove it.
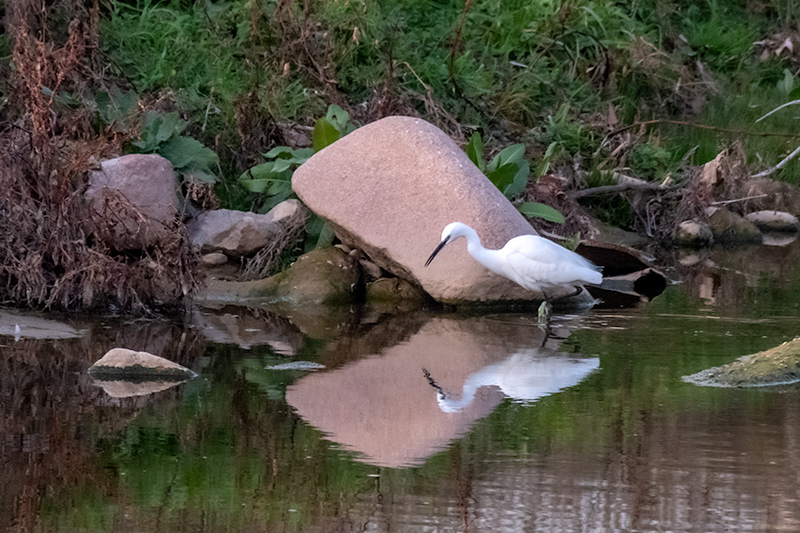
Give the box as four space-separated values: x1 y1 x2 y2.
428 349 599 413
286 315 598 468
88 348 197 398
89 376 193 398
676 239 800 310
192 305 305 353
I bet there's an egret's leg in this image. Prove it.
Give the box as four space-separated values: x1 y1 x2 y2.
537 290 552 324
551 285 584 303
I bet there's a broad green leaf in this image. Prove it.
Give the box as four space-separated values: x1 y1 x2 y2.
271 158 294 173
543 141 558 160
312 117 341 152
326 104 350 133
267 180 292 196
778 68 795 95
263 146 296 159
241 161 277 181
492 144 526 169
505 159 530 198
535 160 550 178
315 222 336 248
160 136 218 170
488 162 518 195
290 148 315 162
304 215 335 251
257 186 294 213
517 202 565 223
239 178 273 194
240 179 272 194
182 169 218 185
263 147 314 169
466 132 485 171
789 87 800 100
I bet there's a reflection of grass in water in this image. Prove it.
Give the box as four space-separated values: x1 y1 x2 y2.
31 265 800 529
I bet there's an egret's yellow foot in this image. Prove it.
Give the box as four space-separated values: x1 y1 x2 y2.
537 301 552 324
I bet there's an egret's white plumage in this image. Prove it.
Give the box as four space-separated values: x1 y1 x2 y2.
425 222 602 296
432 348 600 413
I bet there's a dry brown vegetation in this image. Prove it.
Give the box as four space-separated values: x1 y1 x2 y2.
0 0 200 314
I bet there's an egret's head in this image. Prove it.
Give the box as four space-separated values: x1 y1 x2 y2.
425 222 469 267
436 391 464 413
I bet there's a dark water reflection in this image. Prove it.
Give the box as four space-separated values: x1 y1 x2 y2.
3 242 800 532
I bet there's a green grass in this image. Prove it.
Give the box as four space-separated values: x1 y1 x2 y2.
92 0 800 207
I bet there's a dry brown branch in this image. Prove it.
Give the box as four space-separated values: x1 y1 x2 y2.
242 213 308 281
606 119 800 140
571 181 673 199
0 1 201 314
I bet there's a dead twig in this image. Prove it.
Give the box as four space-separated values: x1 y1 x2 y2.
711 194 769 206
756 99 800 123
751 144 800 178
571 181 676 199
606 119 800 140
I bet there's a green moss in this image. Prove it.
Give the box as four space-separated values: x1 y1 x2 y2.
683 337 800 387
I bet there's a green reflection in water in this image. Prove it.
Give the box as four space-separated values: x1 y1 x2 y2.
25 243 800 531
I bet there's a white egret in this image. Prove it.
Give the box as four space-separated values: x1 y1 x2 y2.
424 349 600 413
425 222 602 319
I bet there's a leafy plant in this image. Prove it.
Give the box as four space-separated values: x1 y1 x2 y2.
94 86 138 130
239 105 356 249
238 146 314 212
628 142 672 180
466 133 564 224
239 105 354 212
131 110 219 185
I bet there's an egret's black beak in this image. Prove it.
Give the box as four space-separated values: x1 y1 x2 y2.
425 236 450 267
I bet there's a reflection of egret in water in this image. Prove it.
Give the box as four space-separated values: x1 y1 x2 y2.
424 348 599 413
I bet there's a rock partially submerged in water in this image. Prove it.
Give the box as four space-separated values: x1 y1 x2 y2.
706 207 762 245
292 115 548 304
88 348 196 380
0 311 82 340
744 210 800 233
90 378 191 398
201 246 362 306
683 337 800 387
266 361 326 371
675 220 714 248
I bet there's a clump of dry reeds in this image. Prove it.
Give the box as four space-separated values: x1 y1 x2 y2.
0 0 200 314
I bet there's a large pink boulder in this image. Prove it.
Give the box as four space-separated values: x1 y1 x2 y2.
85 154 179 250
292 116 540 304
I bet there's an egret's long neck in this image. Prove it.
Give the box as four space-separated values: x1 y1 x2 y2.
437 372 485 413
464 233 507 278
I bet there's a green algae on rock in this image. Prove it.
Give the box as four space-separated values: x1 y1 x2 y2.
683 337 800 387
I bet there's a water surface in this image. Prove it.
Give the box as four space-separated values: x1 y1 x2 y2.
3 242 800 532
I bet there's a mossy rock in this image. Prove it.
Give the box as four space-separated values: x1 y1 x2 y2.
683 337 800 387
201 246 362 306
366 277 430 304
707 207 762 245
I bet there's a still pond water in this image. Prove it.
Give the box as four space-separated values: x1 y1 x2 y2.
3 242 800 533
